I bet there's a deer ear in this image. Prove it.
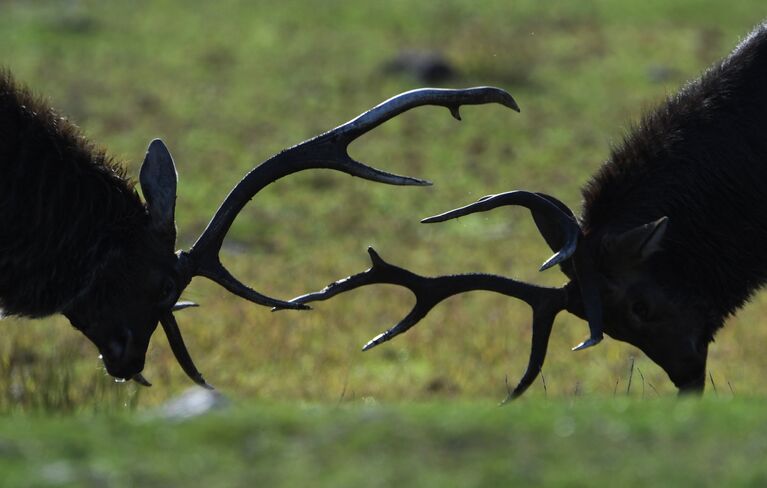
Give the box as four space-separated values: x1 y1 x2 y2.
603 217 669 264
139 139 178 240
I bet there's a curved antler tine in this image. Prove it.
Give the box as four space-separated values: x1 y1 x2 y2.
274 247 416 310
280 247 441 349
338 87 519 142
191 87 519 251
422 190 580 271
132 373 152 387
500 305 558 404
529 192 578 278
362 304 430 351
430 190 603 354
183 87 518 308
570 251 604 351
194 255 309 311
288 247 568 399
160 312 214 390
322 159 431 187
172 301 199 312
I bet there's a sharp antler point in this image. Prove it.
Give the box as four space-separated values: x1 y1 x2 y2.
571 335 603 351
367 247 385 265
362 335 385 351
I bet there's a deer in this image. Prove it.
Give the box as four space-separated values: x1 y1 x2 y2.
0 69 518 388
288 22 767 401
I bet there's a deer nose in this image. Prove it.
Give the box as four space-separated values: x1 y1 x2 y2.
100 328 146 381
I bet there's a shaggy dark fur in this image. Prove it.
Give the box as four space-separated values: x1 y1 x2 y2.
0 71 147 317
581 23 767 342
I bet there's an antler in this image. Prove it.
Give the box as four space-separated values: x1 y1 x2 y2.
160 312 213 389
161 87 519 387
175 87 519 308
422 191 581 271
423 191 603 351
286 247 568 402
283 190 606 400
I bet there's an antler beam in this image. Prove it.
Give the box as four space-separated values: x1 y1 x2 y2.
164 87 518 387
285 247 568 401
281 189 607 401
422 191 603 351
178 87 519 308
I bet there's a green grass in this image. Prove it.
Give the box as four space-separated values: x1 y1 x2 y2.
1 398 766 487
2 0 767 408
3 1 767 485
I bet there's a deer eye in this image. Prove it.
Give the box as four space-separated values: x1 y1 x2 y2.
631 300 651 321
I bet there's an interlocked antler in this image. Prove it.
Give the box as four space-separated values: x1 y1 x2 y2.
159 87 519 387
287 247 568 402
286 190 605 401
422 190 604 351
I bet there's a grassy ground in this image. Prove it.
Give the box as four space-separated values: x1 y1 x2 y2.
2 398 767 487
2 2 767 480
3 1 767 485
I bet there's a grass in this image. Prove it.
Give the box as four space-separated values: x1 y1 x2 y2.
1 398 767 487
1 1 767 482
3 1 767 485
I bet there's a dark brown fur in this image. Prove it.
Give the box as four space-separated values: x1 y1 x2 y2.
573 23 767 388
0 71 148 318
0 72 177 379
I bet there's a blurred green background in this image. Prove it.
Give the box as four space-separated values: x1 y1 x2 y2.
2 0 767 485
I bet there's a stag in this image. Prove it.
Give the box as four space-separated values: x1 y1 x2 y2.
0 70 518 388
289 23 767 400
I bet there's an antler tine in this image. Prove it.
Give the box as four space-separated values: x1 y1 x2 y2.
422 190 580 271
286 247 436 349
160 312 214 390
422 190 604 352
336 87 519 141
132 373 152 387
500 304 558 403
185 252 310 310
286 247 567 400
182 87 518 310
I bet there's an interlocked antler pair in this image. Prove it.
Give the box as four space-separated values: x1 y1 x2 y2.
157 88 519 387
287 190 606 402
